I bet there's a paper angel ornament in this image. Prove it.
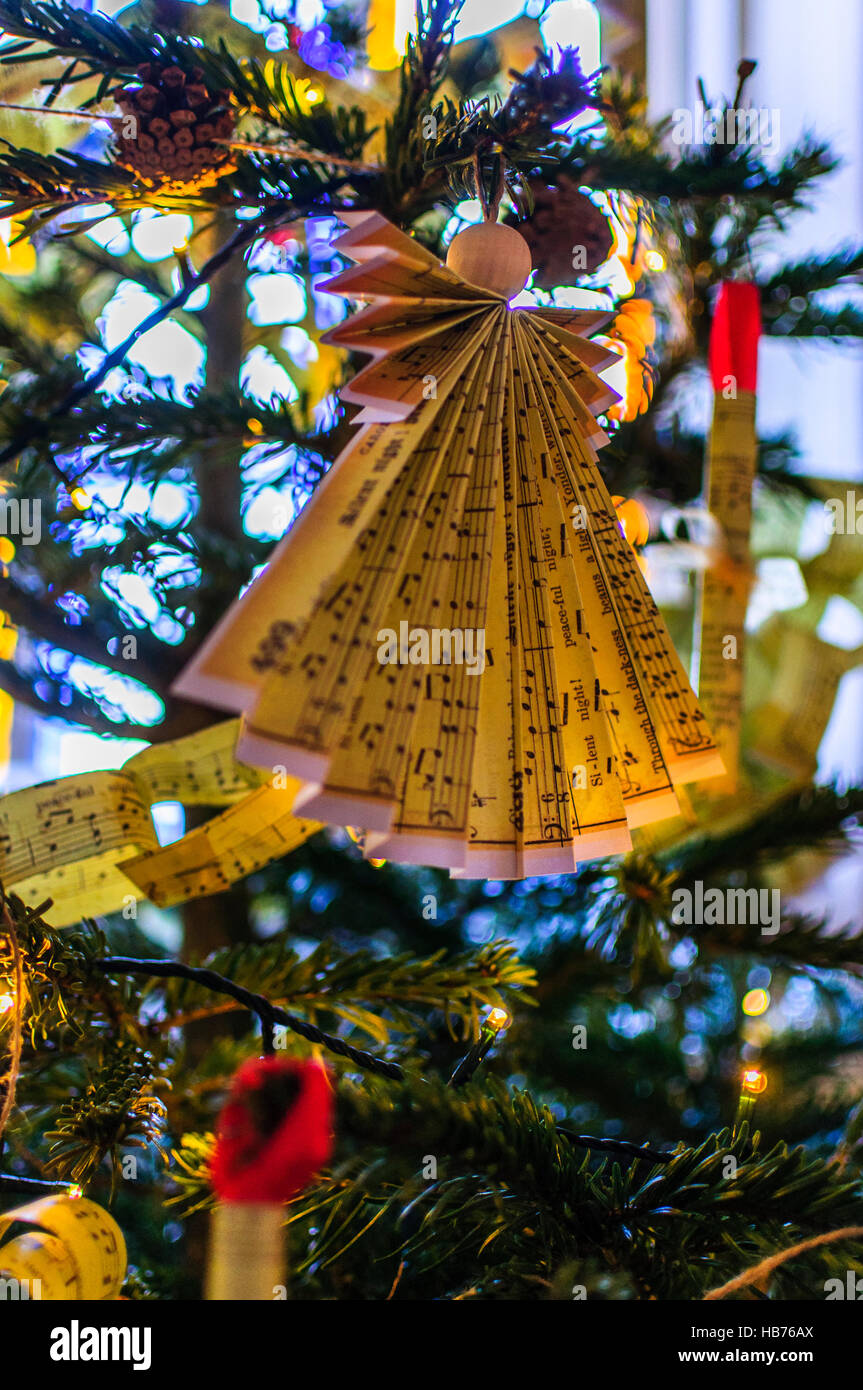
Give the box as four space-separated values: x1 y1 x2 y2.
175 213 723 879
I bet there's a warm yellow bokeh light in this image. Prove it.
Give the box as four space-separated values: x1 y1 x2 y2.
742 988 770 1016
0 217 37 277
741 1067 767 1095
645 250 666 272
485 1008 510 1032
366 0 411 70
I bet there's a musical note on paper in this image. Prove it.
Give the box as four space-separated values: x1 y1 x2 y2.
692 392 758 793
173 213 723 880
0 721 320 926
124 718 266 805
692 283 761 795
0 772 159 923
120 782 319 907
749 625 862 779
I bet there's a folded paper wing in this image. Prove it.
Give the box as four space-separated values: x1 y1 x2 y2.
174 214 724 879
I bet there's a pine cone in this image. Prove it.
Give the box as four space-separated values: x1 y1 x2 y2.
510 176 614 290
113 63 235 193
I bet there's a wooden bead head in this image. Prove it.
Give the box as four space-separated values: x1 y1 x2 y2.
445 222 532 298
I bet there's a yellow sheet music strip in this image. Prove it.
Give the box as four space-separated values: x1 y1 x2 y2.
240 315 499 801
509 324 631 870
0 1195 126 1299
125 717 266 805
0 770 160 924
692 391 757 793
520 324 685 820
369 315 508 868
692 282 762 794
174 320 487 715
749 625 862 779
119 781 319 907
0 723 319 926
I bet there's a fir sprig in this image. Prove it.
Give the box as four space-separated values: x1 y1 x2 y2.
168 1078 863 1299
145 937 535 1043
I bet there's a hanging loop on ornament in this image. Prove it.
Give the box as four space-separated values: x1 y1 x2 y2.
453 147 530 298
473 147 507 225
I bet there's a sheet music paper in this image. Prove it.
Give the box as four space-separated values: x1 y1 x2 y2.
0 771 160 925
120 781 319 907
174 214 724 880
692 392 758 793
0 721 320 925
749 624 862 779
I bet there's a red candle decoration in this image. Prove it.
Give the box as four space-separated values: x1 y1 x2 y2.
211 1055 333 1203
708 281 761 395
692 280 762 795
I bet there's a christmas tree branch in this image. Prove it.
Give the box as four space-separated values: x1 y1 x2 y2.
93 955 410 1079
664 784 863 883
7 898 668 1173
144 937 534 1043
759 244 863 299
166 1082 863 1297
0 173 350 470
704 1225 863 1300
0 900 25 1143
0 376 340 488
560 131 837 212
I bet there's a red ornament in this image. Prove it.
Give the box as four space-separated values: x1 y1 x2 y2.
211 1056 333 1203
264 227 296 248
709 282 761 393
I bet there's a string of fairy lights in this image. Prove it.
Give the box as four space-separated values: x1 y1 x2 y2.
0 946 774 1201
